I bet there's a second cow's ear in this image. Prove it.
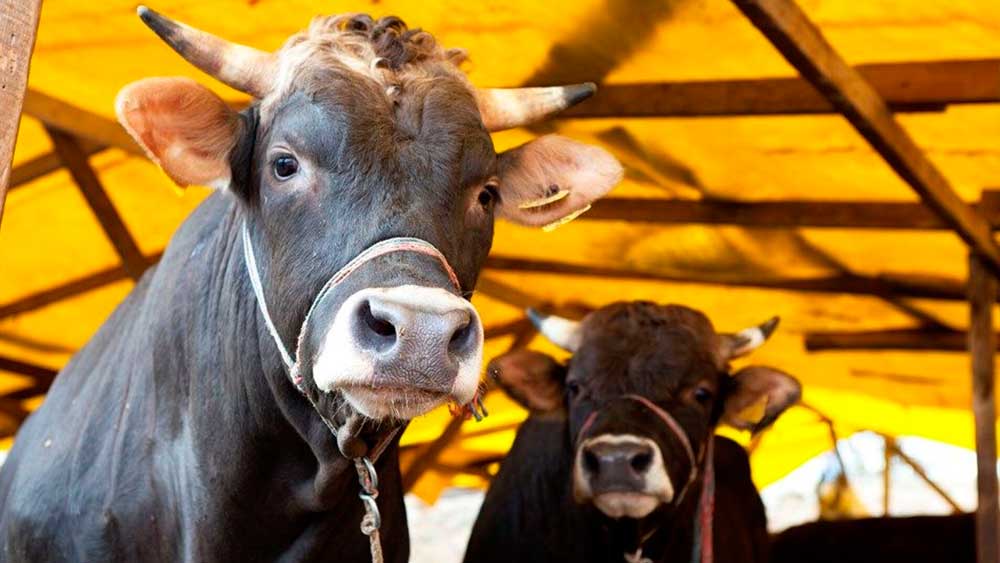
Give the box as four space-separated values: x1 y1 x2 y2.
721 366 801 433
488 349 568 414
116 77 243 189
495 135 622 230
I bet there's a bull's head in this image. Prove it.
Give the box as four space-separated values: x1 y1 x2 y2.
117 9 622 421
489 302 800 520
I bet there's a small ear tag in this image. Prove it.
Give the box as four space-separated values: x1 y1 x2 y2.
735 396 769 427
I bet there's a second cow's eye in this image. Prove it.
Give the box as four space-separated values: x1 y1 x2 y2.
273 154 299 180
693 386 713 404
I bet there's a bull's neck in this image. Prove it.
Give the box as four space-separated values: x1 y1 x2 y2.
160 194 378 509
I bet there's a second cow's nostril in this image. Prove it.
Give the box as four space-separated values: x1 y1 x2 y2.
583 449 601 475
630 451 652 473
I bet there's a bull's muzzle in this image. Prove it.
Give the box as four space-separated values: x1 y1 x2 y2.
312 285 483 420
573 434 674 520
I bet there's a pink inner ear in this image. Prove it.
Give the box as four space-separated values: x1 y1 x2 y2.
496 135 623 228
116 77 241 188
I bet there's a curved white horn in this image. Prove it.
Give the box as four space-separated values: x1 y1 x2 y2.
138 6 276 98
526 308 582 353
720 316 780 360
475 83 596 132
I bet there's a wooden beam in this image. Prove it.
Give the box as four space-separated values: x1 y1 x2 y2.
969 253 1000 563
485 255 971 301
585 196 1000 231
805 328 981 352
731 0 1000 276
0 355 57 380
46 127 149 281
0 0 43 220
23 89 142 156
0 253 162 320
883 434 893 516
9 141 106 191
562 59 1000 118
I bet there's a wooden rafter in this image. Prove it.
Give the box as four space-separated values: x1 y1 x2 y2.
9 141 106 191
804 328 984 352
0 0 43 220
585 196 1000 231
485 255 973 301
24 89 142 156
0 252 163 320
731 0 1000 276
562 59 1000 118
46 126 149 281
0 355 57 380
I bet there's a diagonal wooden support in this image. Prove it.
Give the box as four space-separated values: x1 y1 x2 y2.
969 253 999 563
46 126 149 281
9 141 106 191
402 323 537 491
24 89 142 156
0 0 43 222
731 0 1000 276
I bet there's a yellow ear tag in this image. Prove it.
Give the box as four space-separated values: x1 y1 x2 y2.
736 396 769 426
542 204 592 232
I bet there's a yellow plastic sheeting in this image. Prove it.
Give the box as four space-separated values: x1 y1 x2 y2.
4 0 1000 500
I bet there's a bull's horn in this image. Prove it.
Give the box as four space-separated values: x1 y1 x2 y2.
138 5 276 98
720 316 780 361
527 308 582 353
475 83 596 132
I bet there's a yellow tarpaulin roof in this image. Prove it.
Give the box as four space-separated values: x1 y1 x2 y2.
3 0 1000 502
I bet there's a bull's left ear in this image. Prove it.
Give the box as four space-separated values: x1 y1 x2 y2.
487 349 568 414
721 366 801 433
495 135 622 229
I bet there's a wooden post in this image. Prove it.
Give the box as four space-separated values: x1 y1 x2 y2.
0 0 43 222
969 253 999 563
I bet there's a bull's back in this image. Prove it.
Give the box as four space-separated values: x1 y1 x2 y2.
0 194 234 561
769 514 974 563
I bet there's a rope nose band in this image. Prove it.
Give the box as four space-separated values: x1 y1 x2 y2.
240 221 462 389
575 394 701 505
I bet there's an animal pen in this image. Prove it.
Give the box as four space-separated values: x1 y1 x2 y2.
2 0 1000 560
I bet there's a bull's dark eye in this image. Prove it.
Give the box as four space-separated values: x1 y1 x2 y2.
478 184 498 209
693 386 713 404
566 380 581 398
273 155 299 180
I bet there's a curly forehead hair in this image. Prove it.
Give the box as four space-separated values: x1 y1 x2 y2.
274 13 469 94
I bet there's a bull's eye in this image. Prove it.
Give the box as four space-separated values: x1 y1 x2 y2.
478 184 499 209
693 386 713 404
566 380 581 398
273 155 299 180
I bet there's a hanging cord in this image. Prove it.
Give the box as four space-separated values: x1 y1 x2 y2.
240 221 468 563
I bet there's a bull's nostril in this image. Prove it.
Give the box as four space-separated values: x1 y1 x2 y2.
448 319 474 356
631 451 652 473
362 301 396 337
583 449 600 475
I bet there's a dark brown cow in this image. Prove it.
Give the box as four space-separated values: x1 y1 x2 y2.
465 302 801 563
0 8 622 562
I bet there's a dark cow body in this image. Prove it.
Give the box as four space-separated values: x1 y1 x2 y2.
769 514 974 563
465 418 768 563
0 195 409 562
0 9 623 561
465 302 801 563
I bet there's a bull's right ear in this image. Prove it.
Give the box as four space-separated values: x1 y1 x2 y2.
116 77 242 189
487 349 567 414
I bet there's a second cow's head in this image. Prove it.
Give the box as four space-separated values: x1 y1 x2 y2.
491 302 801 520
117 9 622 422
